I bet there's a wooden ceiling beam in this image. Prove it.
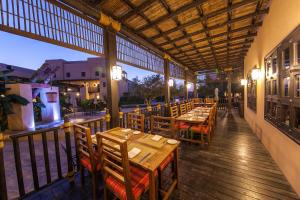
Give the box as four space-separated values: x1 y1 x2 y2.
159 22 262 46
119 0 157 21
174 39 253 57
138 0 259 32
166 32 256 51
150 6 267 40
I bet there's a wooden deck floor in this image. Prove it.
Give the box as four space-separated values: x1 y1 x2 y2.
24 111 299 200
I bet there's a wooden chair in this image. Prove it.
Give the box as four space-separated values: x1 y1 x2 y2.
96 133 150 200
127 113 145 132
190 101 195 109
74 124 101 200
186 102 192 112
189 109 214 145
150 116 176 138
149 115 178 199
179 104 187 115
169 105 179 118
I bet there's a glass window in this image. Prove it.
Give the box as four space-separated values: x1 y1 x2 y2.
296 74 300 97
81 72 86 77
266 81 271 95
283 77 290 96
103 82 106 87
272 58 277 73
272 80 277 95
95 71 99 76
266 60 271 77
66 72 70 78
284 48 290 68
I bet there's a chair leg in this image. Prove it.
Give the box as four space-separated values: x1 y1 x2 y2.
104 185 109 200
80 165 85 186
92 173 98 200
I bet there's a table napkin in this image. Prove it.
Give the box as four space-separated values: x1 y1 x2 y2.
152 135 162 141
128 147 141 158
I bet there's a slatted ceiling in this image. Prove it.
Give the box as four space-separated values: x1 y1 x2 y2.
75 0 270 70
101 0 130 16
207 13 228 27
190 33 206 41
143 1 167 21
125 15 147 29
157 19 177 32
165 0 193 11
167 30 184 39
177 8 198 24
185 22 203 34
141 27 159 37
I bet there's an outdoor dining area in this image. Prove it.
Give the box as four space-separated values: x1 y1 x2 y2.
1 0 300 199
72 98 216 200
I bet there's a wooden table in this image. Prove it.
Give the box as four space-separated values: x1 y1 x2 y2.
176 107 212 124
93 127 180 200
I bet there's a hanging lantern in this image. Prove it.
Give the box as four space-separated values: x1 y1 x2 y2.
46 92 58 103
111 65 122 80
240 79 247 86
251 68 261 80
168 79 174 87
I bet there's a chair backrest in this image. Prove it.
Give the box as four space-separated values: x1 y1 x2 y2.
179 104 187 115
150 116 176 138
127 113 145 131
186 103 192 112
205 98 214 104
96 133 134 199
169 105 179 117
74 124 97 171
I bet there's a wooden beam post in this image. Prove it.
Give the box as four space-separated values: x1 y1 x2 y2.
103 27 119 128
164 58 170 104
227 72 232 117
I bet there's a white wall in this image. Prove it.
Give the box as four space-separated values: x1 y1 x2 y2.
6 84 35 131
244 0 300 195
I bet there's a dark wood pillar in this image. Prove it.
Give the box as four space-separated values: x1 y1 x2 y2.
164 58 170 104
227 72 232 116
103 27 119 128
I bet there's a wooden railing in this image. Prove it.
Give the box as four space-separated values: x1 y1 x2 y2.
0 117 108 200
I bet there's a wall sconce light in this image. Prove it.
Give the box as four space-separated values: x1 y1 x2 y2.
241 79 247 86
67 88 72 92
111 65 122 81
187 83 192 89
76 92 80 97
96 95 100 99
251 68 261 80
168 79 174 87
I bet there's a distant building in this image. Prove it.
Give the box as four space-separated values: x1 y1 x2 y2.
34 57 132 102
0 63 35 82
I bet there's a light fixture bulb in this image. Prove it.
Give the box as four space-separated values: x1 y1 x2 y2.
168 79 174 87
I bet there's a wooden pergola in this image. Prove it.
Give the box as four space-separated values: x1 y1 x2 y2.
0 0 270 126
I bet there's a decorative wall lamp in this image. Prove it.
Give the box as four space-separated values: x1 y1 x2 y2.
168 79 174 87
111 65 122 81
251 67 262 81
187 83 192 89
241 79 248 86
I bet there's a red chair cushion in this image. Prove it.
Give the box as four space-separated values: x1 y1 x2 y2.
175 122 190 130
80 152 101 172
190 125 209 134
159 153 174 171
105 165 150 200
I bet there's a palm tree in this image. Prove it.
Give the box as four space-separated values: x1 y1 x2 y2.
0 66 29 131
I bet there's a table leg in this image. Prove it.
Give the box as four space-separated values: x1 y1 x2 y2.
174 147 179 188
149 170 157 200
